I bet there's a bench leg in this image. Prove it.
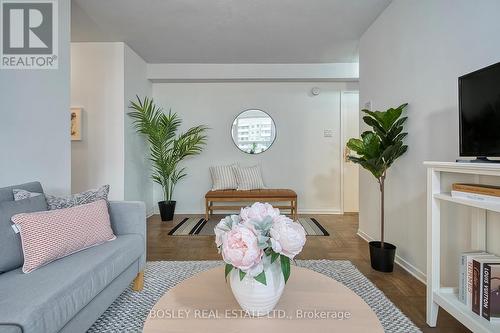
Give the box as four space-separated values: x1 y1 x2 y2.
294 199 298 220
132 271 144 291
205 199 209 221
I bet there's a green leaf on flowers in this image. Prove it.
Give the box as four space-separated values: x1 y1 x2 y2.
253 271 267 285
265 248 273 256
280 255 290 283
271 251 280 263
225 264 233 281
251 216 273 234
239 269 246 281
219 215 240 231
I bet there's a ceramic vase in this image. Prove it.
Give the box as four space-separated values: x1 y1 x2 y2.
229 255 285 316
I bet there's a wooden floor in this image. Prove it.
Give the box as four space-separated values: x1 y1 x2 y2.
147 213 470 333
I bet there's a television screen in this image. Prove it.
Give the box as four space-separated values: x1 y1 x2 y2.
459 62 500 157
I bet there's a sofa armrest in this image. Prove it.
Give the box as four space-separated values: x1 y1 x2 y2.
108 201 146 270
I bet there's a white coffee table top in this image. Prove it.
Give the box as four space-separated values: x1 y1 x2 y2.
143 265 384 333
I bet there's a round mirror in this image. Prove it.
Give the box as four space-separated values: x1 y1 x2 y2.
231 109 276 154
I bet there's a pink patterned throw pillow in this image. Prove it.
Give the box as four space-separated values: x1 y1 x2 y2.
11 199 116 273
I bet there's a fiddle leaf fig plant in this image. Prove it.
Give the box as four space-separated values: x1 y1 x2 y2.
346 103 408 248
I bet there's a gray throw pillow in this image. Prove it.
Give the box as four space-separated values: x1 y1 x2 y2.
45 185 110 210
0 195 48 273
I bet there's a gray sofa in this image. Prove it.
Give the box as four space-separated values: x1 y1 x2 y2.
0 182 146 333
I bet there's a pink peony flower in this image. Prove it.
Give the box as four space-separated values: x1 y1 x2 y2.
240 202 280 222
221 225 264 275
270 216 306 259
215 215 239 248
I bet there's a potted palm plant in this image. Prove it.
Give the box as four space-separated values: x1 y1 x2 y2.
128 96 208 221
346 103 408 272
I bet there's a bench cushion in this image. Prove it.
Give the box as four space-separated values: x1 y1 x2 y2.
206 189 296 199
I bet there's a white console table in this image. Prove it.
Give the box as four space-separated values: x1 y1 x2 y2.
425 161 500 333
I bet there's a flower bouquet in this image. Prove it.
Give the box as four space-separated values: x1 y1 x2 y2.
215 202 306 316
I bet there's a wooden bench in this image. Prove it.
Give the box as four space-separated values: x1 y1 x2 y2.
205 189 297 220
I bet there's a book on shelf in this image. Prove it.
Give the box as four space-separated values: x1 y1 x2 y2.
482 263 500 321
460 252 494 307
452 183 500 197
472 257 500 316
459 251 487 304
451 190 500 204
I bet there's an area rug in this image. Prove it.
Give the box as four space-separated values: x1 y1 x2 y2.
169 217 329 236
87 260 421 333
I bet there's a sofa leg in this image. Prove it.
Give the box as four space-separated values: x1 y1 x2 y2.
132 271 144 291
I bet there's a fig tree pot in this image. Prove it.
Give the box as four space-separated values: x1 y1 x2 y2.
158 200 176 221
369 241 396 272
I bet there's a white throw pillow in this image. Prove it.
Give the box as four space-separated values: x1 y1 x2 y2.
234 165 266 190
210 164 238 190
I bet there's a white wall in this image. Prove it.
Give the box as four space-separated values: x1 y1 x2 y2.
71 42 154 211
71 43 125 200
147 63 359 82
152 81 358 214
0 0 71 195
359 0 500 283
124 45 154 215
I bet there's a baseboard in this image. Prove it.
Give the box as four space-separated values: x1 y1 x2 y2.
152 209 344 215
357 229 427 285
298 209 343 215
146 206 156 219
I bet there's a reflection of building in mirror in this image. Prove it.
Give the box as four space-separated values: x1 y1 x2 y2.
231 109 276 154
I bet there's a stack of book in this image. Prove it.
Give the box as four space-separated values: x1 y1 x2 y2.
452 183 500 203
459 252 500 321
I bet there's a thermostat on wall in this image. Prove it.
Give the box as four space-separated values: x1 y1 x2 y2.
364 101 372 111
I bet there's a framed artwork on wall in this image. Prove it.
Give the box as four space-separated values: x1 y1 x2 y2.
71 107 82 141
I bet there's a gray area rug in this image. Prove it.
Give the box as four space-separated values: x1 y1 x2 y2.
88 260 421 333
169 217 329 236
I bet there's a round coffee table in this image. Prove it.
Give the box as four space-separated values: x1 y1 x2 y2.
143 266 384 332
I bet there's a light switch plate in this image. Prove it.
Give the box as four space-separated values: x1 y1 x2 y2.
323 129 333 137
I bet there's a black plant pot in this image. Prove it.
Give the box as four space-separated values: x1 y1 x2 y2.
158 200 176 221
369 241 396 272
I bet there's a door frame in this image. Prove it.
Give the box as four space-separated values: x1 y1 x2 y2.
340 90 359 214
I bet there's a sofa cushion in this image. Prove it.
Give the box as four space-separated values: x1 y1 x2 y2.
0 182 44 203
0 234 143 333
0 195 48 273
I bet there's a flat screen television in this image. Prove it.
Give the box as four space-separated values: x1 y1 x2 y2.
459 61 500 160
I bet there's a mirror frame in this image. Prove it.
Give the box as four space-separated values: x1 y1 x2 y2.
230 109 277 154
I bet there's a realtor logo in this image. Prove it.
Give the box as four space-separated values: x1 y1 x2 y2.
1 0 58 69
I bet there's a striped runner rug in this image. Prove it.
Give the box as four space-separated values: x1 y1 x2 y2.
168 217 329 236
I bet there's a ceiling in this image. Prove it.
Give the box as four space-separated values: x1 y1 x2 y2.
71 0 391 64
